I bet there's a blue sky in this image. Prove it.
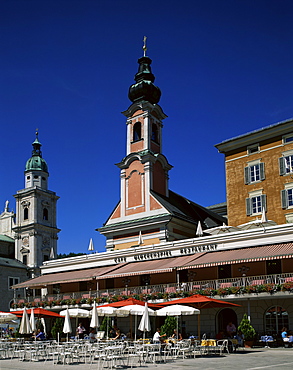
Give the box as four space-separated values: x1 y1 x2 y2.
1 0 293 254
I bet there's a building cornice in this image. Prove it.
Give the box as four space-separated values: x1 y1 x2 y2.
215 118 293 153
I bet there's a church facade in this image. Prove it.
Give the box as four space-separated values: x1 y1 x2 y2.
0 133 59 310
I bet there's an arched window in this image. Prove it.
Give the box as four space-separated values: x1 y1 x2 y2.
265 306 289 335
133 122 141 142
151 123 159 143
24 208 28 220
43 208 48 220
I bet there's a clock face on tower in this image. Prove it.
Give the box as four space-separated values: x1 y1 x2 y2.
22 237 29 247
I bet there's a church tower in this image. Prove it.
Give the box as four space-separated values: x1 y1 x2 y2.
13 132 60 277
99 42 226 250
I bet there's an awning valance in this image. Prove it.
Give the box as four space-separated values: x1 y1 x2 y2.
96 253 205 280
178 243 293 270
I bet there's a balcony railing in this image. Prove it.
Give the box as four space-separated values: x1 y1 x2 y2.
12 272 293 309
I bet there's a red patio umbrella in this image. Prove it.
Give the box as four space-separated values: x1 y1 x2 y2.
157 294 241 309
157 295 241 338
101 298 158 309
11 308 61 318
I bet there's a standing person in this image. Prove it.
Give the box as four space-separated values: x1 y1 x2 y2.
226 321 236 338
76 322 86 339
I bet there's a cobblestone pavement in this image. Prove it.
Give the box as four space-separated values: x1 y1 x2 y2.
0 348 293 370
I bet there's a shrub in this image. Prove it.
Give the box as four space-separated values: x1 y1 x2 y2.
238 313 256 341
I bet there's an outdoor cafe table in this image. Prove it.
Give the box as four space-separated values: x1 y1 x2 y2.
200 339 217 355
201 339 216 346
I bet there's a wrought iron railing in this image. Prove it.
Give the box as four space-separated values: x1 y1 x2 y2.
12 272 293 308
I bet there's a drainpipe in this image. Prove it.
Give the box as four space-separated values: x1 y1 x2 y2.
247 298 251 322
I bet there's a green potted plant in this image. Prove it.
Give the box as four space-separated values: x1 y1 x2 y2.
238 313 256 347
160 316 177 337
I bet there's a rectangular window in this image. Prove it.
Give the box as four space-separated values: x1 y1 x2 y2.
285 156 293 173
218 265 231 279
281 187 293 209
266 260 282 275
251 195 262 214
283 134 293 144
244 162 265 184
288 189 293 206
247 144 259 154
8 277 20 289
250 164 260 182
246 194 266 216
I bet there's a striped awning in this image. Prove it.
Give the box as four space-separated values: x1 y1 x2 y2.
96 253 205 280
12 264 126 288
178 243 293 270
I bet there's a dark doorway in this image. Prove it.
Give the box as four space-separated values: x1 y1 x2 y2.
217 308 238 336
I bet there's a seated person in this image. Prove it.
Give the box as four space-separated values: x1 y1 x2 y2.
89 328 97 343
35 328 46 341
153 328 166 343
281 327 288 339
171 329 182 340
226 322 236 338
216 330 224 340
235 331 244 347
111 325 121 340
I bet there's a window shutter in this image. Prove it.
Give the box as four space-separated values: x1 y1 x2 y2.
281 189 288 209
260 162 265 180
246 198 251 215
261 194 267 211
244 167 250 184
279 157 286 176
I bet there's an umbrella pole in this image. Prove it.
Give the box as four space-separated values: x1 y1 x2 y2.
198 314 200 339
106 317 108 340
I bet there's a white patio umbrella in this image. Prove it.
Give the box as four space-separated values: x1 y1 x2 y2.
0 312 17 323
95 306 118 340
59 308 90 318
30 308 36 333
261 207 267 223
62 308 72 341
40 317 47 336
206 225 240 235
19 307 32 335
116 304 156 340
138 302 152 341
92 306 128 339
88 238 94 251
138 231 144 245
156 304 200 339
60 307 90 333
89 301 99 329
196 221 203 237
238 219 277 230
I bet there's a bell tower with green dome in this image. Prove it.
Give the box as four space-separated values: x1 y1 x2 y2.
13 132 60 277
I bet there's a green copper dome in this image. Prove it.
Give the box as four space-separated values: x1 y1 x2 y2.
128 56 161 104
25 134 48 172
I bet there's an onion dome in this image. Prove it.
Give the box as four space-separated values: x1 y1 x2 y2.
25 132 48 172
128 55 161 104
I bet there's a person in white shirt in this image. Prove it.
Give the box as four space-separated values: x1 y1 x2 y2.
153 328 166 343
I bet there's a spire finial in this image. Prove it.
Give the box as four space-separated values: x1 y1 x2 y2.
143 36 147 57
35 128 39 139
